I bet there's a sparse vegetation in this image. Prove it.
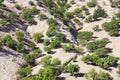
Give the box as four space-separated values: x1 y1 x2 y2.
0 0 120 80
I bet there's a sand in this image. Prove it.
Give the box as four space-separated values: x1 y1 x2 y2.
1 0 120 80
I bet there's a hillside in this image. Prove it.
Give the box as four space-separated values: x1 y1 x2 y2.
0 0 120 80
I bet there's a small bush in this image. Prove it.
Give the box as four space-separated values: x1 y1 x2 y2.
14 4 22 10
17 67 32 77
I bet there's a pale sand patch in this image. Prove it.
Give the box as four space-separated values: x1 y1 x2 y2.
27 20 49 36
0 50 24 80
31 64 43 75
51 48 77 65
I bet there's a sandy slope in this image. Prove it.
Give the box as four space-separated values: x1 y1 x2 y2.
1 0 120 80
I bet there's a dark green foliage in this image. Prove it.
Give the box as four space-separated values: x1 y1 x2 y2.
77 31 93 41
30 42 36 50
85 69 112 80
102 19 119 32
73 8 81 15
62 44 75 52
94 48 108 57
8 12 18 19
44 46 51 53
87 0 96 7
23 54 35 65
51 58 61 66
32 32 43 42
17 67 32 78
102 19 119 36
38 13 46 20
55 33 66 42
37 66 59 80
40 56 52 66
16 42 25 52
81 5 88 11
46 25 56 37
2 35 16 49
43 39 50 46
85 16 93 23
15 31 24 41
32 48 42 58
63 64 79 75
20 7 37 24
49 39 61 49
76 13 84 18
109 30 119 36
93 6 107 20
86 39 107 52
0 18 8 26
64 12 74 19
46 19 58 37
14 4 22 10
73 18 82 25
47 18 57 26
82 54 119 69
62 44 83 53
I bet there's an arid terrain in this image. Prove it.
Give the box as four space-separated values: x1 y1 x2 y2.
0 0 120 80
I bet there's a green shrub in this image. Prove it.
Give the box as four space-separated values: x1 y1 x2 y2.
86 39 107 52
64 12 74 19
15 31 24 41
44 46 51 53
85 69 112 80
0 18 8 26
37 66 59 80
82 54 119 69
55 33 66 42
73 18 82 25
14 4 22 10
85 16 92 23
23 54 35 65
16 42 25 52
102 19 119 36
62 44 83 54
63 64 79 75
40 56 52 66
87 0 96 7
2 35 16 49
51 58 61 66
30 42 36 50
109 30 119 36
32 32 43 42
38 13 46 20
94 48 108 57
77 31 93 41
17 67 32 77
49 39 61 49
93 6 107 20
43 39 50 46
32 48 42 58
81 5 88 11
